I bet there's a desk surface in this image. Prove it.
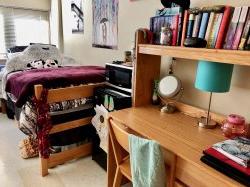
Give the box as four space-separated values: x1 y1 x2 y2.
109 105 243 187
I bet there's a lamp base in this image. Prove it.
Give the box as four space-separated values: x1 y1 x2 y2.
198 117 217 129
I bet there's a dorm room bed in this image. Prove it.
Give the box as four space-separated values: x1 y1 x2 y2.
2 44 106 176
5 66 106 176
34 83 103 176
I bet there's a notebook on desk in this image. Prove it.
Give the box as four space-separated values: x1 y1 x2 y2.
201 147 250 186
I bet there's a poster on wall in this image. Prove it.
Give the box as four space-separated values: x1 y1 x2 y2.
71 0 84 33
92 0 119 49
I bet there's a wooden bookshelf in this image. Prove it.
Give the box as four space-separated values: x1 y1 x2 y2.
107 31 246 187
139 44 250 66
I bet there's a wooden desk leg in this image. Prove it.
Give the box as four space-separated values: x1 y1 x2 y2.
107 134 116 187
40 156 49 177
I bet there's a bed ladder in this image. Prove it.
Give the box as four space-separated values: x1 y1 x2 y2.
34 83 103 177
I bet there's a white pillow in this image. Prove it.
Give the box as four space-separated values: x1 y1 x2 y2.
5 44 62 73
7 52 22 59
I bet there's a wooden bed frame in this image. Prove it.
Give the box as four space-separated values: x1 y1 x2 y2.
34 83 103 176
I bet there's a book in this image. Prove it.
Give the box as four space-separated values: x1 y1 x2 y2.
181 10 189 46
212 137 250 168
186 13 195 38
191 14 197 36
198 12 210 39
215 6 234 49
238 10 250 50
176 8 184 46
172 14 179 46
232 6 249 49
204 148 250 176
207 13 223 48
201 153 250 186
224 7 242 49
192 12 202 37
205 12 216 43
211 13 223 48
245 34 250 50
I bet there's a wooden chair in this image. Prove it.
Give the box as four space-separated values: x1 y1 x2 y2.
108 118 177 187
34 83 103 176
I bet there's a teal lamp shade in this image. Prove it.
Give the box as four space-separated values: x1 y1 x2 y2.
195 61 234 93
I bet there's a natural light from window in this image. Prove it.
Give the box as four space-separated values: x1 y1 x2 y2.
0 7 50 55
0 14 6 54
15 18 49 46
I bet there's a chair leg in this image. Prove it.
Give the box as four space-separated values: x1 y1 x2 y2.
113 167 123 187
169 155 177 187
41 157 49 177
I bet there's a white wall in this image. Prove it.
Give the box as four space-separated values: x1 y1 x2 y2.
0 0 50 11
62 0 162 65
63 0 250 120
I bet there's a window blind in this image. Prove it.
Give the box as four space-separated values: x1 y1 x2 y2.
0 6 50 56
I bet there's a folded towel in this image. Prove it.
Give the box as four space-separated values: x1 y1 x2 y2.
129 134 166 187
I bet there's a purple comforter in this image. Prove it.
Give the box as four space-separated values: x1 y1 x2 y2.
6 66 105 107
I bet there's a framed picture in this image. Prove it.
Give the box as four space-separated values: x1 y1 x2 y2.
71 0 84 33
92 0 119 49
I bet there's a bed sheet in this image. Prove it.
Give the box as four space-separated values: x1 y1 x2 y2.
5 66 105 107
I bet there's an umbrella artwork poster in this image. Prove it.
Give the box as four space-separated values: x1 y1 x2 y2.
71 0 84 33
92 0 119 49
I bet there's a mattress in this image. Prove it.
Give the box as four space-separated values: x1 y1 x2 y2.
5 66 105 107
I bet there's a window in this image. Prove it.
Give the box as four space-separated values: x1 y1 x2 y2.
0 7 50 56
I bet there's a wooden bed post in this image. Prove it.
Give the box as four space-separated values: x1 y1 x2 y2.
34 84 49 177
133 30 161 107
32 83 102 176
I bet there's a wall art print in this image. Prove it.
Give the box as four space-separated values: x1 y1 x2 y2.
71 0 84 33
92 0 119 49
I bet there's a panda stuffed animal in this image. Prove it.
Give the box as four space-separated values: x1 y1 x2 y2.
26 59 45 69
43 59 59 68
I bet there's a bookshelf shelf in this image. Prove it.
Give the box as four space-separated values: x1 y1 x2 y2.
139 44 250 66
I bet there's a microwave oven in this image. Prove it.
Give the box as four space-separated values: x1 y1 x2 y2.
105 63 133 91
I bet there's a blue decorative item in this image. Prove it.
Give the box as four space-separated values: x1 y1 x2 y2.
195 60 234 128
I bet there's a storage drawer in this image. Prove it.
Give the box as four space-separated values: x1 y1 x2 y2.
175 157 243 187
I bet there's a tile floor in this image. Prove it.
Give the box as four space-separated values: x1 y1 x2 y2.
0 113 107 187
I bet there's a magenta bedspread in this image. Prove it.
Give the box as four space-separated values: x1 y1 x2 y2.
5 66 105 107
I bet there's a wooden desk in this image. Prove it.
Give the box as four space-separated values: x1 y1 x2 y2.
107 106 243 187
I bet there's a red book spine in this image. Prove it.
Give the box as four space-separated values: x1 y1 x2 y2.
172 15 179 46
181 10 189 46
215 6 232 49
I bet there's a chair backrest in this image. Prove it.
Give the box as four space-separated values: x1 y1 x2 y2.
109 118 130 152
109 118 176 187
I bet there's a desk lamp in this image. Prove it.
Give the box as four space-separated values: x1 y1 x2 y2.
195 60 234 129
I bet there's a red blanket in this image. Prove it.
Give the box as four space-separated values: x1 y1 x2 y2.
5 66 105 107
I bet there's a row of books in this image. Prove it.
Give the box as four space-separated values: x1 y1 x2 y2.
152 5 250 50
201 137 250 186
184 6 250 50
